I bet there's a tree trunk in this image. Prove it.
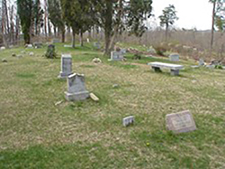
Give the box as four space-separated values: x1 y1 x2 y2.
61 27 65 43
44 0 47 38
80 31 83 46
72 28 76 48
103 1 113 56
211 0 216 50
108 0 123 52
165 24 169 42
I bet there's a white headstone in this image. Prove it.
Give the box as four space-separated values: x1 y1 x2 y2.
123 116 134 127
110 51 124 61
166 110 197 134
58 54 72 78
65 73 90 101
169 53 179 61
27 44 33 48
87 38 90 43
0 46 6 50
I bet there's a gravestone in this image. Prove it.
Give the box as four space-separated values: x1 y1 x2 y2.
0 46 6 50
110 51 124 61
198 58 205 66
93 42 101 49
65 73 90 101
147 46 156 54
33 42 43 48
123 116 134 127
52 39 60 43
26 44 33 48
121 48 127 54
64 45 72 48
169 53 179 61
166 110 197 134
58 54 72 78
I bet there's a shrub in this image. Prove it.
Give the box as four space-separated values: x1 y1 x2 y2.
45 44 57 59
154 46 167 56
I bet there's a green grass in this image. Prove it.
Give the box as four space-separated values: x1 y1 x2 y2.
0 43 225 168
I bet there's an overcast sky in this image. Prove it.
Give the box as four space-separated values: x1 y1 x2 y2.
152 0 213 30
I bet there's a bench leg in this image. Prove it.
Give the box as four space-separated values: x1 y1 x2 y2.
152 66 162 72
170 69 179 76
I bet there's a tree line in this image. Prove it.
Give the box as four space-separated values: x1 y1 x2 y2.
0 0 224 55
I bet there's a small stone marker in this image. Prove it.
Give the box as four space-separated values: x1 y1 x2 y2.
58 54 72 78
29 52 34 56
0 46 6 50
65 73 90 101
26 44 33 48
90 93 99 102
169 53 179 61
123 116 134 127
121 48 126 54
198 58 205 66
87 38 90 43
166 110 197 134
33 42 43 48
110 51 124 61
52 39 60 43
92 58 102 63
2 58 7 62
64 45 72 48
93 42 101 49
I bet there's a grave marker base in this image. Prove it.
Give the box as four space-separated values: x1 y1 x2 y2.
65 91 90 101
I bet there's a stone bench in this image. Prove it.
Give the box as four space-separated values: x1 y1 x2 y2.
148 62 184 75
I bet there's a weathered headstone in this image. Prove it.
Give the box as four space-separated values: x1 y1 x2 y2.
87 38 90 43
147 46 156 54
65 73 90 101
58 54 72 78
198 58 205 66
64 45 72 48
93 42 101 49
0 46 6 50
110 51 124 61
52 39 60 43
92 58 102 63
121 48 127 54
29 52 34 56
26 44 33 48
169 53 179 61
33 42 43 48
166 110 197 134
123 116 134 127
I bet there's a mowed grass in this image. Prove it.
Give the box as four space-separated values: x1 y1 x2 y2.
0 43 225 169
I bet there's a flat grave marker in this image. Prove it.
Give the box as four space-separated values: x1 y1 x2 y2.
166 110 197 134
123 116 134 127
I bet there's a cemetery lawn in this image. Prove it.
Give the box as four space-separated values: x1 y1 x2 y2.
0 43 225 169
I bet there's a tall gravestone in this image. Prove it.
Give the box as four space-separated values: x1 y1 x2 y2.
65 73 90 101
58 54 72 78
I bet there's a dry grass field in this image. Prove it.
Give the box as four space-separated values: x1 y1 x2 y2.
0 43 225 168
